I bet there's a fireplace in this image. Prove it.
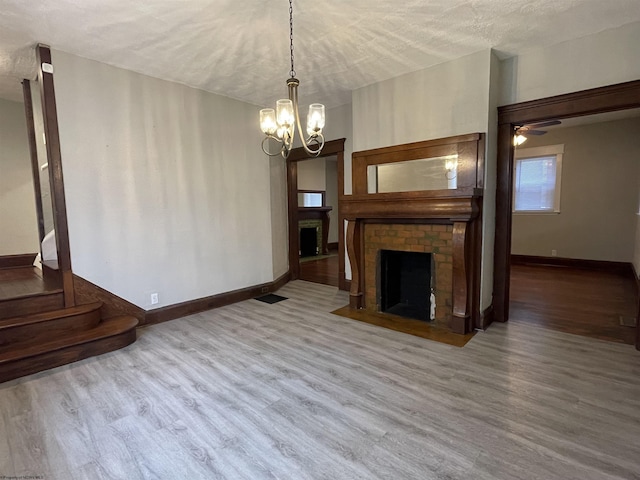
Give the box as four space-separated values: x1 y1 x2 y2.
364 223 453 328
378 250 433 321
340 133 485 334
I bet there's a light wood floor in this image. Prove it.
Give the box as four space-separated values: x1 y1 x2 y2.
1 280 639 479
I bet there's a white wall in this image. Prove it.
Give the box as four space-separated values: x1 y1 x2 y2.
270 155 288 279
0 97 39 256
500 21 640 106
353 50 492 152
53 50 274 309
324 103 353 195
512 118 640 262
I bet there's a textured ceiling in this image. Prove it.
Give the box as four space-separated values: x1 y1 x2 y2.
0 1 639 107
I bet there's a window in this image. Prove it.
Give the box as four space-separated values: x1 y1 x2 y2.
513 144 563 213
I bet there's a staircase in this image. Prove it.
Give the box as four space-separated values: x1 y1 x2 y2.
0 271 138 383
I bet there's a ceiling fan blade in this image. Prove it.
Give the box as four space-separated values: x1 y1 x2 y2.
525 129 547 136
527 120 561 129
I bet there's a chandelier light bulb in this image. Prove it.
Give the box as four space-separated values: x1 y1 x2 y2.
259 108 277 136
276 99 295 129
306 104 325 137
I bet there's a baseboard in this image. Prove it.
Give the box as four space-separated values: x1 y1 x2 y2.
511 255 633 276
339 277 351 292
0 253 38 269
479 304 494 329
74 274 146 324
327 242 338 251
144 271 291 326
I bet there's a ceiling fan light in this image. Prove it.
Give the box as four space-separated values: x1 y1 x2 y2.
514 134 527 146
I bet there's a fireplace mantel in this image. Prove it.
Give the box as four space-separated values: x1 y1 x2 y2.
340 134 485 335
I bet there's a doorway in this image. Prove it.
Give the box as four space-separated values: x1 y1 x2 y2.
493 79 640 350
286 139 346 288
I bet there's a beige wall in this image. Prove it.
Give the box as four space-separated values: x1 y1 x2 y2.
53 50 275 309
297 158 326 191
0 97 39 256
500 21 640 106
512 117 640 262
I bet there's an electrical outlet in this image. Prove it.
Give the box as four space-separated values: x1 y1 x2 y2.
150 293 159 305
551 249 557 257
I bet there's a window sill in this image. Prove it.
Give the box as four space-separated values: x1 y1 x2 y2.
512 211 560 215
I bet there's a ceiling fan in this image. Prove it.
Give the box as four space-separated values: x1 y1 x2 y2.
514 120 561 145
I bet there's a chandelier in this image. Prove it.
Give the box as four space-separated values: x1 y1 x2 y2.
259 0 325 159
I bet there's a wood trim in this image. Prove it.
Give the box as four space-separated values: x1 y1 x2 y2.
511 255 634 276
494 80 640 327
0 254 38 270
74 274 146 325
144 271 291 326
287 159 299 279
287 139 346 283
351 133 483 195
22 80 46 243
498 80 640 126
288 138 346 162
36 44 74 307
341 193 482 221
327 242 338 250
480 304 494 330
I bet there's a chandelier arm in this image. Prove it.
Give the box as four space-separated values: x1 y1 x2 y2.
289 80 323 157
262 135 288 157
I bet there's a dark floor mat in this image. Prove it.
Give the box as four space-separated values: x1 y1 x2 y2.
254 294 288 304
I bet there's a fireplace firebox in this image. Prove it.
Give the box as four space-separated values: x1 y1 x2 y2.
378 250 433 322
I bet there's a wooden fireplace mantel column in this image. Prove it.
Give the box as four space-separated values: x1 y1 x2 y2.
346 219 363 309
451 222 471 334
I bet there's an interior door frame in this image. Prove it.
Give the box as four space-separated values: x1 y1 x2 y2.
287 138 346 284
493 79 640 349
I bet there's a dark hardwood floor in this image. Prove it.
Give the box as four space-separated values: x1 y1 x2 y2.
0 266 62 301
509 263 637 345
299 251 339 287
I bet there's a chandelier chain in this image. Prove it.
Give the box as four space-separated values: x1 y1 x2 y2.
289 0 295 78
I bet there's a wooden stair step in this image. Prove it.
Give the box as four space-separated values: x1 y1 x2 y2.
0 315 139 383
0 291 65 320
0 302 103 348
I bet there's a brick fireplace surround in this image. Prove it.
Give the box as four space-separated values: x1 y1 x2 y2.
364 223 453 328
340 134 485 335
